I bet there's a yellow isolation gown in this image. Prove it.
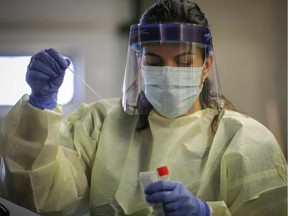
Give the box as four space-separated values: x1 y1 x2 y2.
0 95 286 216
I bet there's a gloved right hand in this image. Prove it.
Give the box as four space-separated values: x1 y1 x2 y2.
145 180 210 216
26 48 70 109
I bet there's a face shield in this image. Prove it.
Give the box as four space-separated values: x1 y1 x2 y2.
122 24 223 116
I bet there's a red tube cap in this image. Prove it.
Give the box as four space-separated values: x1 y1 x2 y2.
157 166 169 176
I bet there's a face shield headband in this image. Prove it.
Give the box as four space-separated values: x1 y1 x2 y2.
122 24 222 116
129 24 213 52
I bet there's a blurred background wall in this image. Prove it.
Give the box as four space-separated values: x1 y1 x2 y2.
0 0 286 155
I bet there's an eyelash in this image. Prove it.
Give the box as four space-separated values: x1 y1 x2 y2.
146 61 164 66
144 60 193 67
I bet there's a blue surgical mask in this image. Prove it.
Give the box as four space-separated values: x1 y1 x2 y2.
141 65 203 118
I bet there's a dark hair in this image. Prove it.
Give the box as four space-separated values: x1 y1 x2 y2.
140 0 208 26
136 0 236 131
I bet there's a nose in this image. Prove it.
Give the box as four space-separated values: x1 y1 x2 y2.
164 59 177 67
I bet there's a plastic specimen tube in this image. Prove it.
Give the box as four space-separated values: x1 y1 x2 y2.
139 166 169 216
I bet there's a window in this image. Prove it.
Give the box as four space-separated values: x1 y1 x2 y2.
0 56 74 106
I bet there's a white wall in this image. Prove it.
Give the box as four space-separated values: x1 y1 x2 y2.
0 0 286 153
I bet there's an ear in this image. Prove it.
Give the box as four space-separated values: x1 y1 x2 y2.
136 52 143 89
202 54 213 80
136 52 142 70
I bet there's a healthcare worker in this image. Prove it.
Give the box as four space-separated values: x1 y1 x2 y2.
0 0 287 215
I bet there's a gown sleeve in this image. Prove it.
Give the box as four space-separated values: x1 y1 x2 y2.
0 95 104 215
208 110 287 216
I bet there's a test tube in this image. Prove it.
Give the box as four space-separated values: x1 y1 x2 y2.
139 166 170 216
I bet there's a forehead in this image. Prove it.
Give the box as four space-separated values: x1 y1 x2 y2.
142 43 202 56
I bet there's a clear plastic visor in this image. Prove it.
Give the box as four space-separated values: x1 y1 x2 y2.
122 24 222 116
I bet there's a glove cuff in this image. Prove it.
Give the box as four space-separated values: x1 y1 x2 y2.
197 199 211 216
29 93 58 110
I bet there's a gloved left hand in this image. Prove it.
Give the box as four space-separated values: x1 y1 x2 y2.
145 180 210 216
26 48 70 109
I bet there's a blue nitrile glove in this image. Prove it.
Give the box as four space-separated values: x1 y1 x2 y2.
26 48 70 109
145 180 210 216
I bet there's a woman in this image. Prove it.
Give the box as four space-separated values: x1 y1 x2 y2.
0 0 286 215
